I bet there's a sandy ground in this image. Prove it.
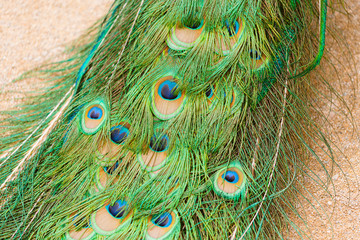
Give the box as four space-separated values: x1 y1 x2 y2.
0 0 112 109
0 0 359 239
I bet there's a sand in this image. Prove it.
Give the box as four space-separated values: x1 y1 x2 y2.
0 0 359 239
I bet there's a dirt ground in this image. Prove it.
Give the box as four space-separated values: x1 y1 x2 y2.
0 0 359 239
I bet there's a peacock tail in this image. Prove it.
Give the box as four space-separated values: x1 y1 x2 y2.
0 0 338 239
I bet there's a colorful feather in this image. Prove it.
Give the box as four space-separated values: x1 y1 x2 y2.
0 0 350 239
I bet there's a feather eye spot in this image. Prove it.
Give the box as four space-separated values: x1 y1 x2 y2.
230 91 235 107
110 125 129 145
137 127 170 172
213 162 247 200
67 213 95 239
107 200 128 219
72 214 90 228
79 99 108 135
225 20 240 37
223 90 235 107
91 201 132 235
217 18 244 55
103 162 119 175
249 49 267 69
95 122 130 165
159 80 181 100
88 106 103 119
222 170 239 183
167 16 204 50
152 213 172 228
206 85 216 107
250 50 261 60
151 76 186 120
150 135 169 152
205 86 213 99
146 210 180 239
183 19 204 30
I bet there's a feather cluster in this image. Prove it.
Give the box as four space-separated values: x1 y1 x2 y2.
0 0 332 239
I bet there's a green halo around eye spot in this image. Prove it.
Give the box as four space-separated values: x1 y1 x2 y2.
78 98 109 135
64 213 95 240
212 161 247 200
146 210 181 240
151 76 186 120
90 201 133 236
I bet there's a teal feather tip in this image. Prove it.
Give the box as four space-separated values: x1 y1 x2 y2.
212 161 247 200
146 210 181 240
77 98 109 135
90 200 133 235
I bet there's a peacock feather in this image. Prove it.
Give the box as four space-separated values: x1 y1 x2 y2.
0 0 348 239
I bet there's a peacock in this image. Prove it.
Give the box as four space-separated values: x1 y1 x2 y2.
0 0 335 239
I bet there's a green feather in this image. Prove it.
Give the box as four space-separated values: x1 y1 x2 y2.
0 0 343 239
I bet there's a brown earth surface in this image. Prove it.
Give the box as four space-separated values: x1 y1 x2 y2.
0 0 359 239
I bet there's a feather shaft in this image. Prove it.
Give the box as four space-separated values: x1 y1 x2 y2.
239 79 288 240
0 86 74 191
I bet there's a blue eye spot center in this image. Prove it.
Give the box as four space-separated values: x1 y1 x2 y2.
159 80 181 100
250 50 261 60
107 200 127 219
88 106 103 119
168 176 179 184
223 91 234 103
110 125 129 144
205 86 213 98
152 212 172 228
72 214 90 228
222 170 239 183
150 135 169 152
104 161 119 175
225 20 239 37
